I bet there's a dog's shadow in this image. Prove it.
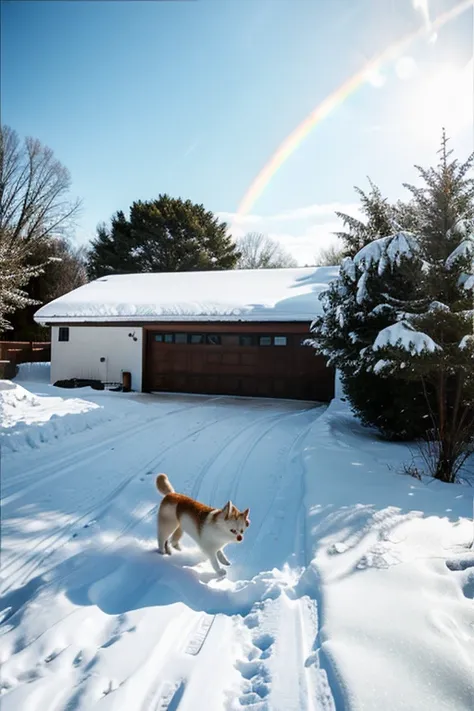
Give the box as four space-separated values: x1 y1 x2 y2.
60 539 263 617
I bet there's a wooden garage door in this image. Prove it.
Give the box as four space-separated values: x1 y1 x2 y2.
145 330 333 401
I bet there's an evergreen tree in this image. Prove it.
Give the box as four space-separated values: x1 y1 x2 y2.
335 180 397 257
311 134 474 481
88 195 240 279
313 179 427 439
370 134 474 482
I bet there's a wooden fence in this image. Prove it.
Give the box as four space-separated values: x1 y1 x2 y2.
0 341 51 367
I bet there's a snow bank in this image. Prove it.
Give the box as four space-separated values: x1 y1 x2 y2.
33 267 339 324
302 399 474 711
0 381 104 454
15 361 51 383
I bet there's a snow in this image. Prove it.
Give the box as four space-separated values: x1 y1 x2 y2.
14 361 51 383
373 320 441 355
463 274 474 290
459 334 474 350
33 267 339 324
373 358 392 374
447 219 473 239
353 232 419 272
1 380 473 710
446 239 474 269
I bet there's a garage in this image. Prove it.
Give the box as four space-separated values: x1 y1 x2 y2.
144 324 333 401
34 266 338 399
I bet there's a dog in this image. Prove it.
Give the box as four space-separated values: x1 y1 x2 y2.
156 473 250 576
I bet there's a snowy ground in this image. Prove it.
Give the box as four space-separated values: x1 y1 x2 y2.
1 367 473 711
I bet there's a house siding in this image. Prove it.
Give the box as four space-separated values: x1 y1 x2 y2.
50 326 143 391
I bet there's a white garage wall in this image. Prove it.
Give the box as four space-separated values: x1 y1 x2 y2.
50 326 143 391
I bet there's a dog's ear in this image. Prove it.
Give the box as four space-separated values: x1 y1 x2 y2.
222 501 233 519
242 508 250 526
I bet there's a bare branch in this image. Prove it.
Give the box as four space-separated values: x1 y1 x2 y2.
0 125 81 246
236 232 298 269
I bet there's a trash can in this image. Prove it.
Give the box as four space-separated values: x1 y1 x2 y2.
122 371 131 392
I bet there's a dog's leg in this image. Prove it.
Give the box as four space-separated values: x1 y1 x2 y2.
206 549 226 576
217 549 231 566
158 505 178 555
170 525 183 551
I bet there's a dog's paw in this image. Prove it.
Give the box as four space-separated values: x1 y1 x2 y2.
172 542 182 551
215 567 227 577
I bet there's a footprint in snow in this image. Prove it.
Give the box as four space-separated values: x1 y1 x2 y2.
252 633 274 653
244 614 260 629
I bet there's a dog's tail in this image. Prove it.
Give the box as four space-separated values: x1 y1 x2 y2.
156 473 174 496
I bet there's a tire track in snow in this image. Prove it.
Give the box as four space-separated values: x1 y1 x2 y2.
188 406 294 501
1 403 264 594
1 402 285 602
228 406 316 503
1 395 227 506
234 409 318 568
295 567 347 711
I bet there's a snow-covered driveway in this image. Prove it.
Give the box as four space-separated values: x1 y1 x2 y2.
1 376 473 711
1 383 329 710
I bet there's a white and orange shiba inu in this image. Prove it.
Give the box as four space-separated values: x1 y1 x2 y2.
156 474 250 576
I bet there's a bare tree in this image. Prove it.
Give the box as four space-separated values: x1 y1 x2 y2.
237 232 297 269
0 125 81 246
314 243 344 266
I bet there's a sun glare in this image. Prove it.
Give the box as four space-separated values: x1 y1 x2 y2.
409 60 473 139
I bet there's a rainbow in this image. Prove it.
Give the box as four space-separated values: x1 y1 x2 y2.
233 0 472 229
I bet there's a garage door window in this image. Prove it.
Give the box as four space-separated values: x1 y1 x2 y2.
239 335 255 346
152 332 289 346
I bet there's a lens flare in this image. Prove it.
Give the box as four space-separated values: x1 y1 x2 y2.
232 1 472 232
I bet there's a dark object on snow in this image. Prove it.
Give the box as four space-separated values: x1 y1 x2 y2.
54 378 105 390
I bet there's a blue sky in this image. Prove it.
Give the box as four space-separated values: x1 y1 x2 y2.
2 0 472 264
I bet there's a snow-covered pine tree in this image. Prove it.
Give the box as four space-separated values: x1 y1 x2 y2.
311 133 473 480
312 181 430 440
369 134 474 482
335 180 397 257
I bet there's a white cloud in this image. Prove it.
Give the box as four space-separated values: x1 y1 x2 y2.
268 223 345 265
218 201 360 226
219 202 362 265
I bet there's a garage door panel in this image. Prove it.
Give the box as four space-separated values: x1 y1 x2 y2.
206 352 221 365
146 330 333 401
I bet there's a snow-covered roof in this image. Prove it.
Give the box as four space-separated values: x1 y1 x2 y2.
34 267 338 324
